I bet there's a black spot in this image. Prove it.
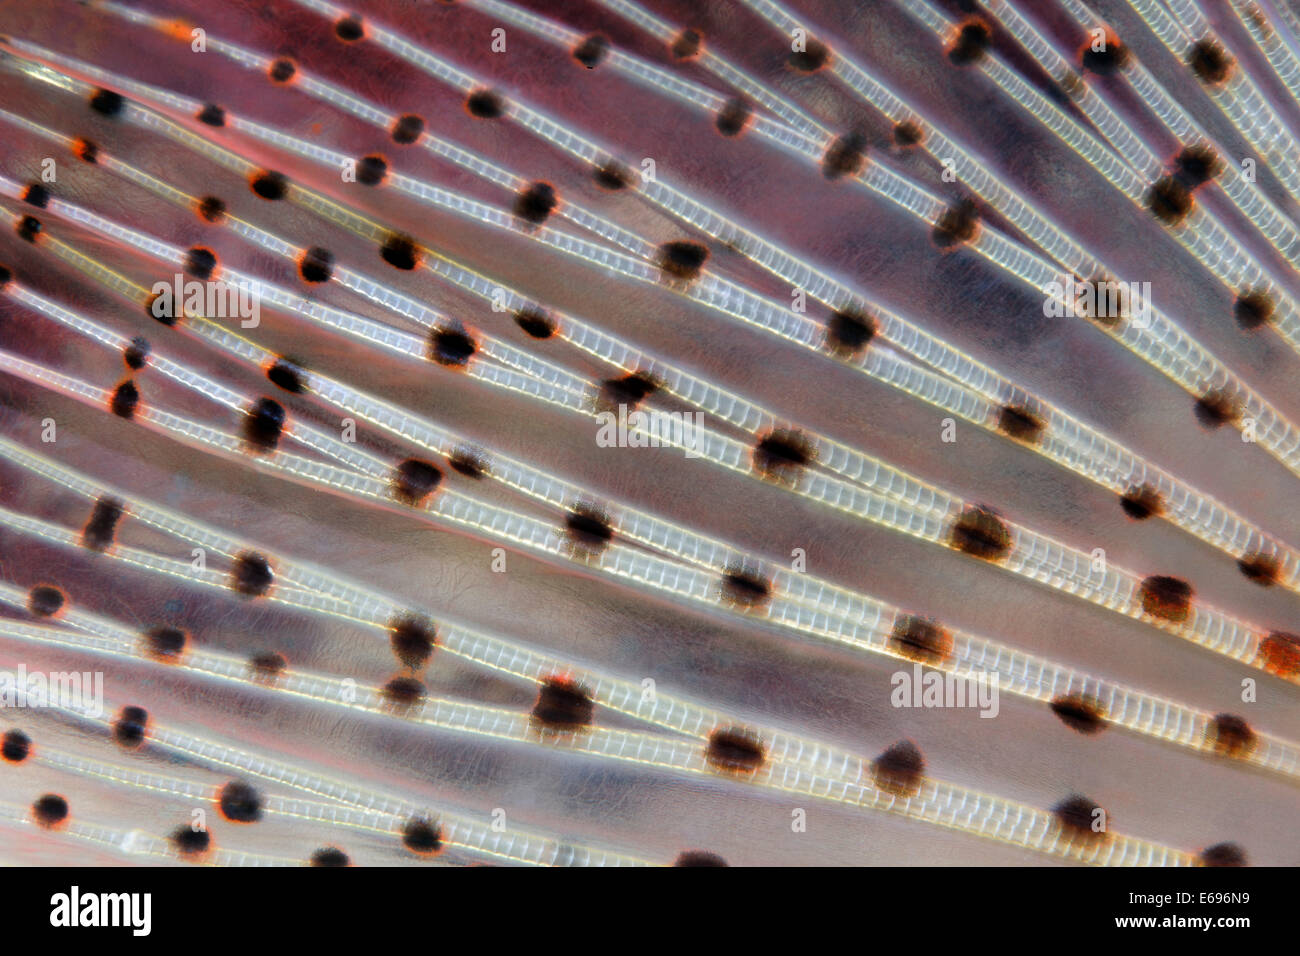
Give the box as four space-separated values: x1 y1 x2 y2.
391 113 424 144
231 551 274 598
356 154 387 186
73 138 98 164
821 132 867 180
82 496 124 552
113 705 148 748
1147 175 1193 225
932 199 981 247
997 403 1045 444
1187 38 1233 84
893 121 924 147
465 88 504 118
593 160 633 190
658 240 709 281
22 182 49 208
514 182 557 226
753 429 815 480
267 358 306 393
250 170 288 200
674 851 727 866
218 781 263 823
1237 553 1280 587
390 615 437 669
1199 843 1247 867
334 14 365 41
311 847 350 866
268 57 296 83
565 505 614 552
671 28 701 59
1119 484 1163 520
871 740 925 796
948 20 990 66
826 306 876 353
1208 713 1255 756
109 380 139 420
196 103 226 127
1050 695 1107 734
573 34 609 69
184 246 217 280
1080 34 1129 74
1053 794 1107 840
532 678 595 729
514 307 556 338
1 729 30 763
948 506 1012 561
1193 388 1240 428
449 448 487 478
89 88 124 116
705 727 765 773
196 196 226 223
1174 144 1220 188
597 372 658 411
721 565 770 607
429 326 476 367
32 794 68 827
401 817 442 854
299 246 334 283
391 457 443 507
382 676 425 708
143 625 187 661
17 215 41 243
716 97 751 137
172 825 211 856
889 615 952 665
242 396 286 453
0 264 10 289
788 38 829 72
147 291 178 327
381 233 420 270
27 585 64 617
249 651 287 681
1233 289 1274 330
1138 575 1193 622
1259 631 1300 679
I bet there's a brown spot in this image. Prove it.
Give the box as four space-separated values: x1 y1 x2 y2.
1079 30 1128 74
753 429 815 481
465 88 505 119
787 38 829 72
401 818 442 854
196 195 226 223
1187 38 1234 85
268 57 296 84
716 97 751 137
73 137 98 163
391 113 424 145
381 675 426 709
821 132 867 180
658 240 709 281
109 380 138 420
705 727 764 773
248 651 287 682
142 625 187 662
1138 575 1193 622
390 458 442 507
514 306 556 338
593 159 634 190
674 851 727 866
572 34 609 69
532 677 595 730
1237 552 1280 587
893 120 924 148
82 497 124 552
26 584 65 618
1050 694 1107 734
1174 144 1221 188
949 506 1013 561
947 19 991 66
889 615 952 665
997 403 1046 444
1147 176 1193 225
1119 484 1163 520
932 199 980 248
1233 289 1274 330
670 28 701 60
1193 388 1241 429
597 372 658 412
1208 713 1255 757
871 740 925 797
1257 631 1300 678
1052 794 1109 842
389 615 436 669
721 565 770 608
565 504 614 554
32 794 68 828
825 307 876 354
449 448 488 479
1199 843 1247 866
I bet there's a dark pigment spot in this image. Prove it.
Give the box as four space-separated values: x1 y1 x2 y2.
231 551 274 597
242 397 286 452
